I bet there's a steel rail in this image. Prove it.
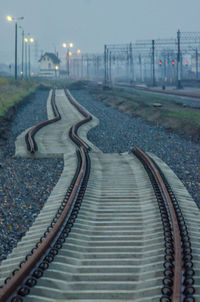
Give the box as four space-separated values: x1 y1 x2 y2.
25 89 61 153
134 147 195 302
65 89 186 302
0 147 86 302
0 89 93 302
2 87 194 302
65 89 91 151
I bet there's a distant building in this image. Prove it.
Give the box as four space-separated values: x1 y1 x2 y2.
39 52 60 77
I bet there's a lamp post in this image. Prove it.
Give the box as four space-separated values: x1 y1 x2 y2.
19 26 24 78
76 49 81 78
7 15 24 80
24 36 34 78
62 42 74 77
24 37 28 79
28 37 34 78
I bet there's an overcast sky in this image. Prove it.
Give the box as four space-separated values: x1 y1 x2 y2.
1 0 200 65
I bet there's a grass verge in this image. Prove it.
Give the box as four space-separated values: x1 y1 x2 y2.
0 77 38 117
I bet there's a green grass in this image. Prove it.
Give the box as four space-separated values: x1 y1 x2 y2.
106 87 171 102
164 110 200 120
164 111 200 126
0 78 38 117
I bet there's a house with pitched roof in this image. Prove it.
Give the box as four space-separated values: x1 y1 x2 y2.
39 52 60 77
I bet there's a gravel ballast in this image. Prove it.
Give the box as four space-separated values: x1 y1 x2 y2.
0 87 199 262
0 89 63 261
71 89 200 206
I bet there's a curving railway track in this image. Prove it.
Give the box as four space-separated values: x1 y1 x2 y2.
0 88 199 302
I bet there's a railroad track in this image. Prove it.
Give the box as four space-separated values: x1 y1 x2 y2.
0 88 199 302
25 89 61 154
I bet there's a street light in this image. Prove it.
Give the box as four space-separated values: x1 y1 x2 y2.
76 49 81 78
19 26 24 78
55 65 59 78
6 15 24 80
62 42 74 77
6 16 13 22
24 37 28 78
24 35 34 78
28 37 34 78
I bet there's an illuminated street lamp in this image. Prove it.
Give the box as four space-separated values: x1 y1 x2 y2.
62 42 74 77
76 49 81 78
19 26 24 78
6 15 24 80
28 37 34 78
6 16 13 22
24 35 34 78
55 65 59 78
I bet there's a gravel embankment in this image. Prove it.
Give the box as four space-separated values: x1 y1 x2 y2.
0 90 63 261
71 89 200 206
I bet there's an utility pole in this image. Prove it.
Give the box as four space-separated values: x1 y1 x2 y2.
138 55 142 82
164 55 167 82
21 29 24 78
152 40 156 86
106 48 109 84
180 53 183 81
126 48 129 81
67 51 70 77
86 56 89 80
81 55 84 79
77 58 80 79
28 42 30 78
109 51 112 83
177 29 182 89
144 60 147 81
129 43 134 84
25 40 28 79
15 21 18 80
167 53 170 82
196 48 198 79
96 56 100 80
104 45 107 86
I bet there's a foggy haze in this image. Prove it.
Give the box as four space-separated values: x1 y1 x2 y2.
1 0 200 64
